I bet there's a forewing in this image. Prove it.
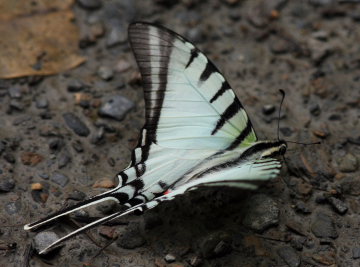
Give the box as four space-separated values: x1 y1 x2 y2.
128 22 257 151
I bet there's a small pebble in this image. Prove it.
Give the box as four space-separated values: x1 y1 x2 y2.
242 194 280 232
98 95 134 121
51 172 69 187
338 153 358 172
68 190 86 201
295 201 311 214
115 59 131 73
280 127 293 137
262 104 276 115
98 66 114 81
58 153 71 169
189 256 203 267
0 178 15 192
10 100 24 111
277 246 301 267
164 254 176 263
90 127 105 145
310 103 321 116
4 153 15 164
31 183 43 190
5 200 21 215
186 28 204 43
106 27 127 47
353 248 360 259
99 226 117 239
8 86 22 98
71 140 84 153
0 141 5 155
39 173 49 180
96 201 118 215
311 212 338 239
78 0 102 9
328 197 348 215
21 152 44 166
201 232 232 259
35 97 48 109
93 178 115 189
48 138 63 150
67 80 86 92
33 231 62 254
63 112 90 137
117 225 145 249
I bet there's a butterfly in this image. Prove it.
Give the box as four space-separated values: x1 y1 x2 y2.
24 22 287 254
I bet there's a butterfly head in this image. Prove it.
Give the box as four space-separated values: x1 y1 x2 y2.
259 140 287 159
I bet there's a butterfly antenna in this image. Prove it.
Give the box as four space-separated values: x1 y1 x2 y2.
277 89 286 140
286 140 321 145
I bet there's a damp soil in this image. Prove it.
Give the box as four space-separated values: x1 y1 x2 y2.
1 1 360 266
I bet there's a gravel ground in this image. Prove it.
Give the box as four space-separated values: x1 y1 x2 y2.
1 0 360 266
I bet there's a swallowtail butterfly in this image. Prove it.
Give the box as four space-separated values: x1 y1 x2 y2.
24 22 287 254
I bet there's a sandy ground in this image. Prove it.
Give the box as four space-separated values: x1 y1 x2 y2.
1 0 360 266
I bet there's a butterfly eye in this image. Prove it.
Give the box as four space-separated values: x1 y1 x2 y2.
279 145 286 155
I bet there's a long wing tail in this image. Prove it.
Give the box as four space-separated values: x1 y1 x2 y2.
34 194 173 254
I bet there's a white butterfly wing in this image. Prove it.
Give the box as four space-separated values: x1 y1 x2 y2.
129 22 257 151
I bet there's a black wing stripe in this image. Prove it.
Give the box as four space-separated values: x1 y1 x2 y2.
211 98 242 135
210 81 231 103
200 60 216 82
186 48 198 68
226 120 253 150
118 172 129 186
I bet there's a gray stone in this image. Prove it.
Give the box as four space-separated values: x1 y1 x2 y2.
310 103 321 116
71 140 84 153
0 178 15 192
4 200 21 215
51 172 69 187
309 0 335 6
96 201 118 215
67 80 85 92
8 86 22 98
328 197 348 215
200 232 232 259
338 153 358 172
242 194 280 232
58 153 71 169
117 225 145 249
68 190 86 201
39 173 49 180
106 27 127 47
277 246 301 267
63 112 90 137
340 177 360 196
78 0 102 9
186 28 205 43
33 231 62 254
97 66 114 81
35 97 48 109
164 254 176 263
262 104 276 115
10 100 24 111
295 201 312 214
0 141 5 155
98 95 134 121
311 212 338 239
353 247 360 259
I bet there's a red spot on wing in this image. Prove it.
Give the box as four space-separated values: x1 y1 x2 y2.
164 189 172 195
